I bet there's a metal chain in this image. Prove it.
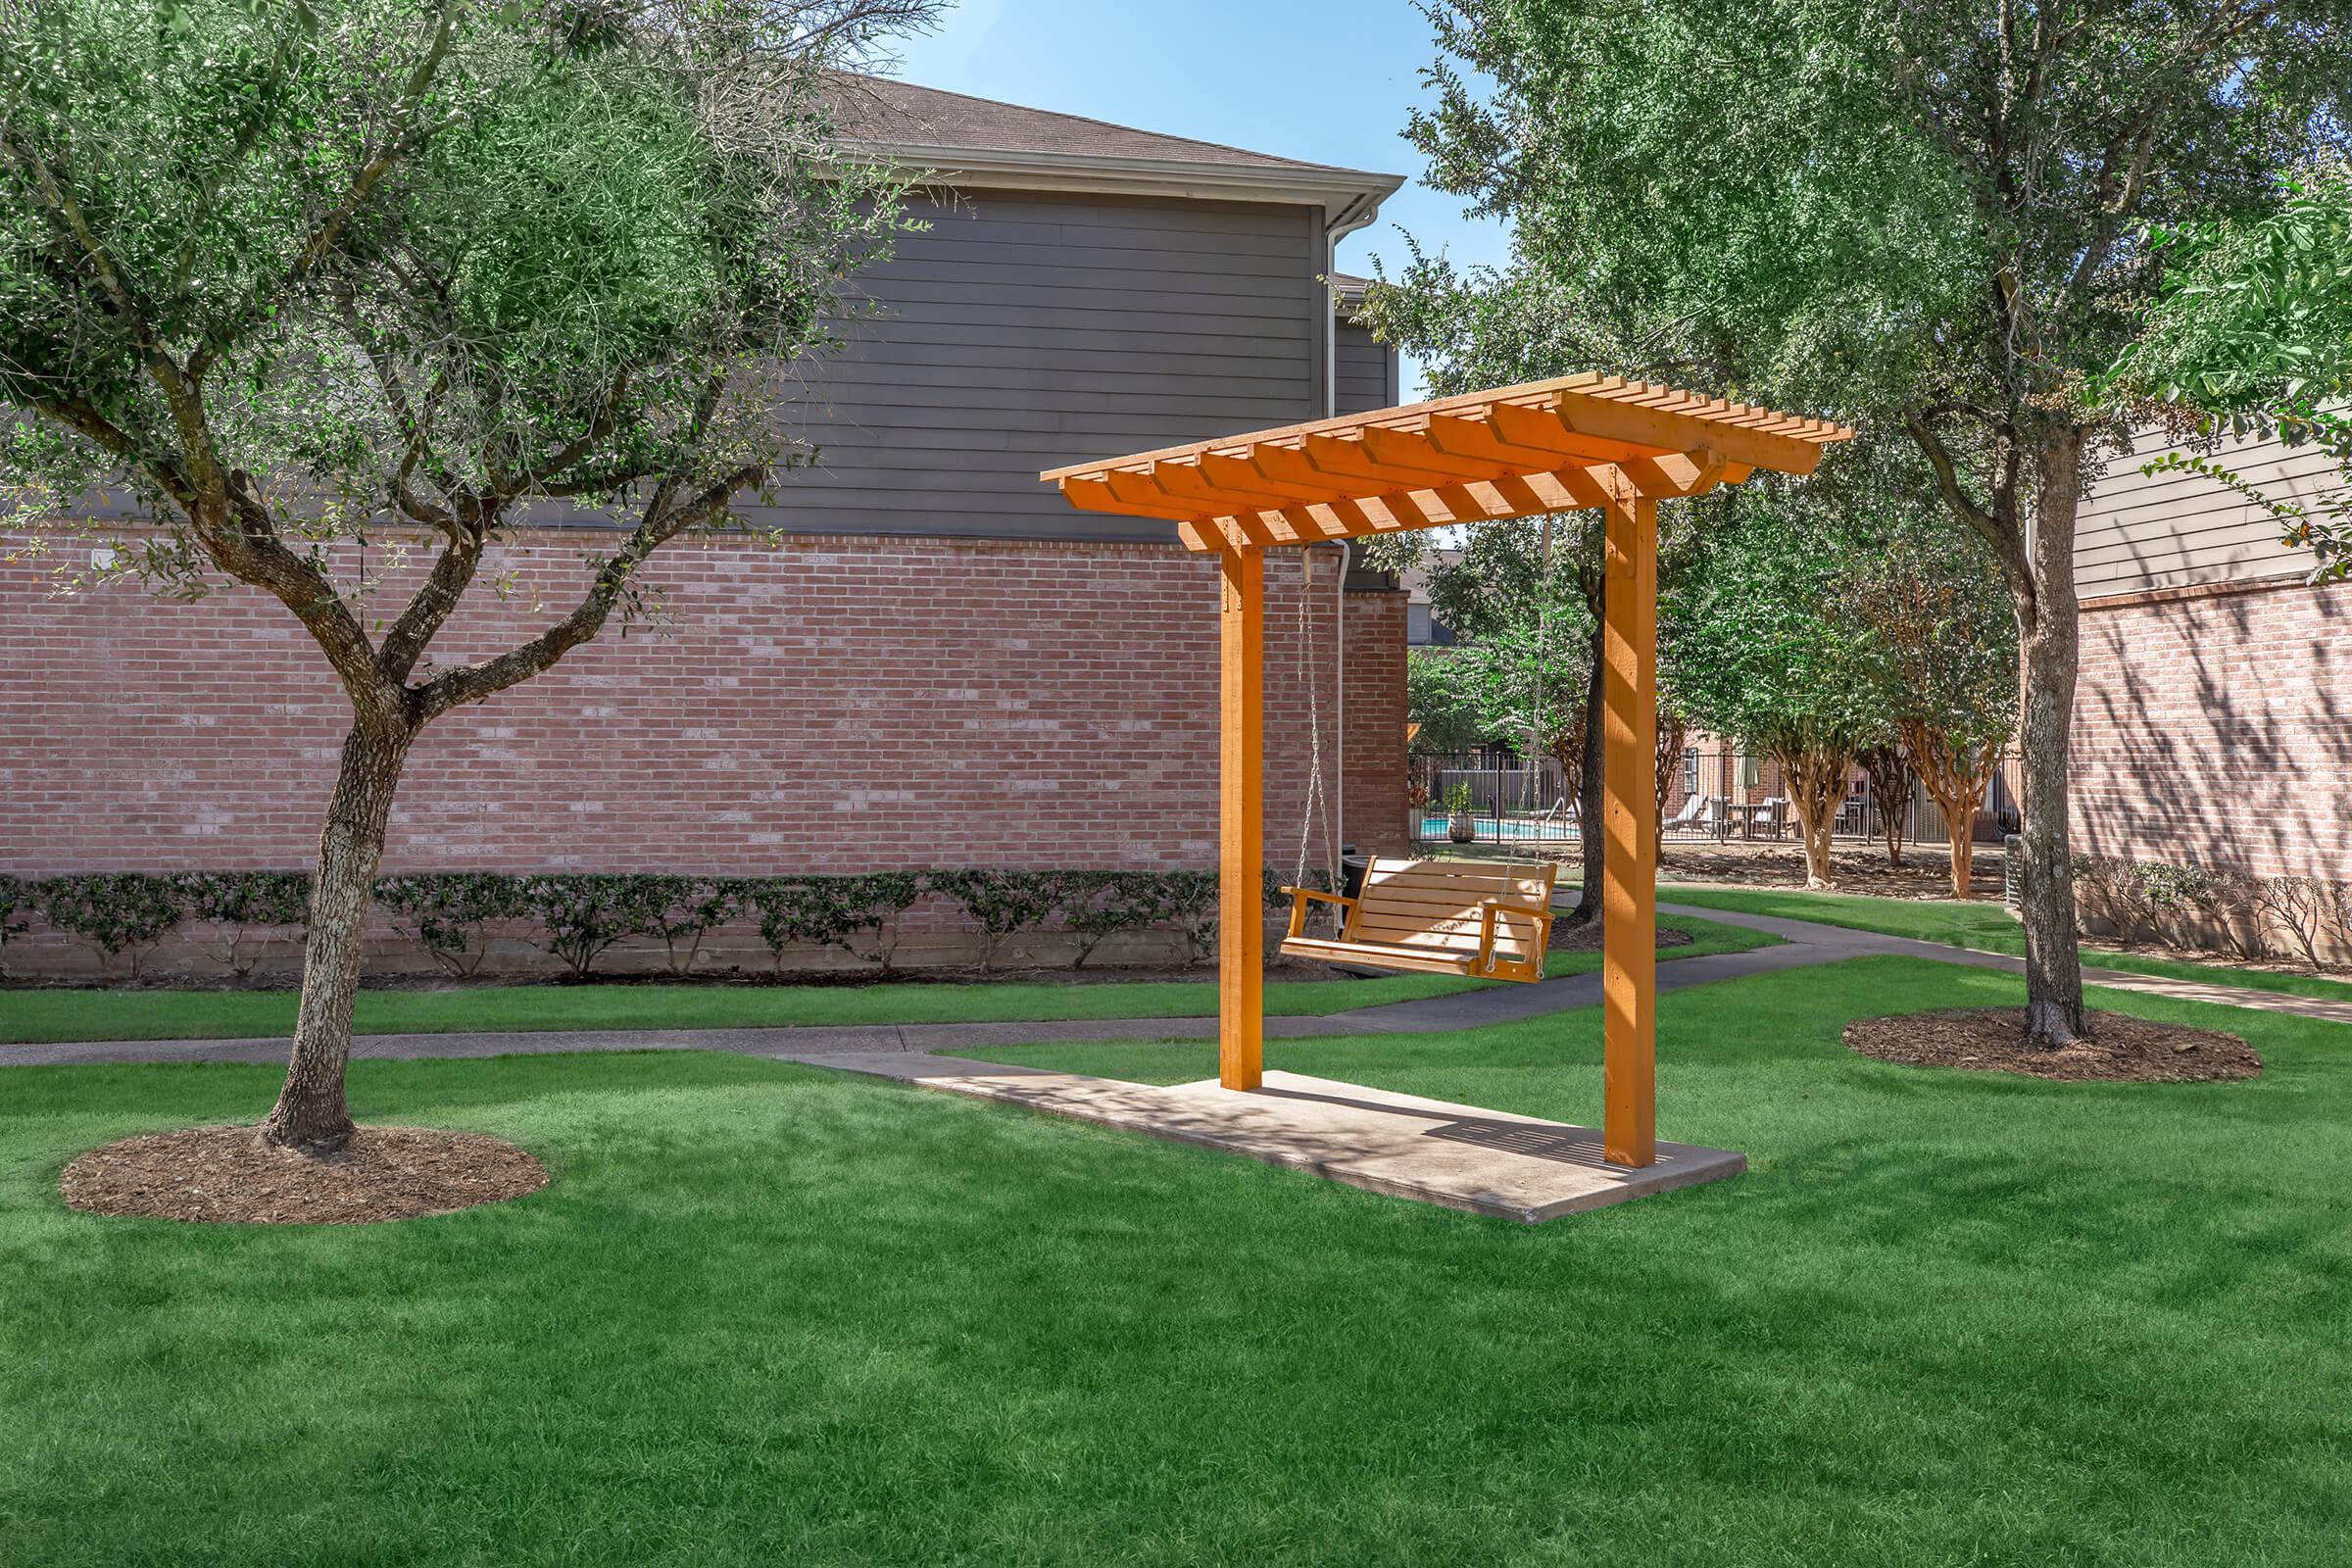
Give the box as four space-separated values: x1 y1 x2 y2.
1294 547 1339 925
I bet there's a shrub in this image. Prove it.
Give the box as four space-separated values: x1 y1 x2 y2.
744 873 923 971
637 875 743 977
2252 874 2352 967
925 870 1073 969
176 870 313 978
0 873 29 977
516 874 677 980
1060 871 1184 967
372 872 529 977
1159 871 1225 963
36 873 185 979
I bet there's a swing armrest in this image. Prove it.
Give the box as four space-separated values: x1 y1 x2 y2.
1476 900 1554 981
1281 887 1355 939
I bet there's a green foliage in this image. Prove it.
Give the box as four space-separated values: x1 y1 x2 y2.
175 868 313 977
636 875 743 978
743 873 923 972
924 870 1074 970
1405 649 1494 754
0 873 28 973
34 872 184 977
2110 164 2352 580
1664 488 1884 761
1843 515 2018 769
371 872 529 977
175 871 313 931
1444 781 1476 817
516 874 679 981
1059 871 1191 968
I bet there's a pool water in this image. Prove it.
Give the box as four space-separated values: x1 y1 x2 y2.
1418 815 1580 843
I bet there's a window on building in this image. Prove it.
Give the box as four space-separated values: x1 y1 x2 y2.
1740 756 1761 789
1682 752 1698 798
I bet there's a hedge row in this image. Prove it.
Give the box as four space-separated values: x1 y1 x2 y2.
0 868 1323 981
2073 857 2352 966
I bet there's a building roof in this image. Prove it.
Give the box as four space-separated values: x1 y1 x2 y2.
829 74 1401 220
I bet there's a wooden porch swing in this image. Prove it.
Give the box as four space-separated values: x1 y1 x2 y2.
1044 372 1850 1168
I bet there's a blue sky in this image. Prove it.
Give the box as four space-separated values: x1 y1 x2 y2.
889 0 1510 397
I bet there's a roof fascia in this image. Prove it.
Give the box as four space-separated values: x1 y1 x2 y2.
842 140 1404 214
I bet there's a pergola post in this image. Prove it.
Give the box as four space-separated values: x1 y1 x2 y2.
1600 488 1658 1166
1218 545 1264 1091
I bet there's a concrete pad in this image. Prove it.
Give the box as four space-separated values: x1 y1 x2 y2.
797 1054 1744 1223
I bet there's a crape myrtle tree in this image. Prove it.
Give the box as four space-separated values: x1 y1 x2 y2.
1848 518 2020 899
0 0 941 1152
2109 161 2352 581
1408 0 2352 1046
1664 488 1885 891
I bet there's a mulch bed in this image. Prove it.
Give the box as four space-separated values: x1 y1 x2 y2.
61 1125 548 1224
1843 1008 2261 1084
1659 842 2005 900
1550 918 1694 953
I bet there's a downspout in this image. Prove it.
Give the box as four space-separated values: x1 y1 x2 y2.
1321 194 1382 856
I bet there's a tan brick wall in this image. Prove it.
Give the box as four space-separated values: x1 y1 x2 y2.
2072 573 2351 881
0 529 1407 880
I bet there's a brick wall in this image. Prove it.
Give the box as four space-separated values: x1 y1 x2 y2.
1 529 1406 882
2072 572 2351 881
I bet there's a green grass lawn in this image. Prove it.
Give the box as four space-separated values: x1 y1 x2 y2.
2 957 2347 1565
0 913 1773 1045
1661 883 2352 1004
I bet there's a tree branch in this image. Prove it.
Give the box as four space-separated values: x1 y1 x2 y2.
188 0 464 381
374 514 490 684
1902 409 2034 594
410 466 761 723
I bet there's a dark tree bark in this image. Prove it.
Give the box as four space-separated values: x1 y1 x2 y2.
2013 432 2089 1047
1573 607 1604 923
260 718 415 1152
1858 745 1915 867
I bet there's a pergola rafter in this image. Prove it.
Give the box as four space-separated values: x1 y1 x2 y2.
1043 372 1851 1169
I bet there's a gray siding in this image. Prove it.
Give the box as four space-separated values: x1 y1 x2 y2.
741 191 1323 542
1334 319 1395 415
2076 422 2341 598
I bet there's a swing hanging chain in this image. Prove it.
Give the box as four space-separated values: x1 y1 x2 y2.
1294 545 1342 933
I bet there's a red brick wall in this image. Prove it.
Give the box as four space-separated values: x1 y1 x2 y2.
0 529 1408 878
2072 573 2351 881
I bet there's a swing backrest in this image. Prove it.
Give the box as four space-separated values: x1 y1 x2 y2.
1344 858 1557 969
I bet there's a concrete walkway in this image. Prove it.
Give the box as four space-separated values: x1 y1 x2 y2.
8 903 2339 1225
4 902 2344 1073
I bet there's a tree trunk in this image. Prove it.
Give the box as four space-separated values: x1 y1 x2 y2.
1573 613 1605 922
260 720 414 1152
2016 433 2088 1048
1778 743 1851 891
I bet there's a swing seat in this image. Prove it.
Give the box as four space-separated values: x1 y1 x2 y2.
1279 858 1558 983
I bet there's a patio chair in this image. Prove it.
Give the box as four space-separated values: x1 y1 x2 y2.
1660 793 1707 838
1760 797 1789 839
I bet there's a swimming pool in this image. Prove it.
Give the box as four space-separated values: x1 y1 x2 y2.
1418 815 1581 844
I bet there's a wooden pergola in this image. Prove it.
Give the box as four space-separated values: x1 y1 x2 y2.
1044 373 1852 1167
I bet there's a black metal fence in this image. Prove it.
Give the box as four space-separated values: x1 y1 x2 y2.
1409 749 2021 851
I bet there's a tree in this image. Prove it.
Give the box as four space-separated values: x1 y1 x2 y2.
0 0 939 1151
1359 253 1712 920
2110 162 2352 581
1848 521 2020 899
1406 0 2351 1045
1405 645 1492 755
1855 744 1917 868
1664 490 1883 890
